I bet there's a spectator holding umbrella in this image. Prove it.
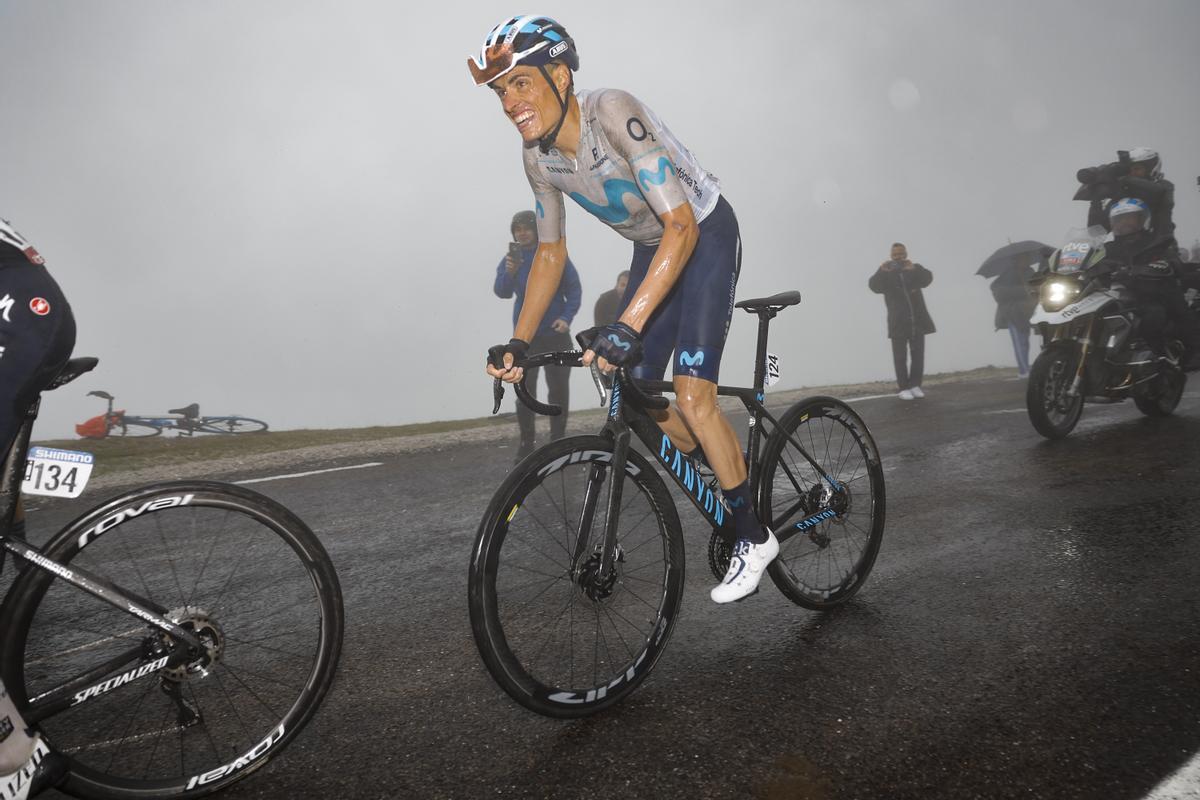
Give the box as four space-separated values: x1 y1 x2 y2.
868 242 935 400
978 241 1053 379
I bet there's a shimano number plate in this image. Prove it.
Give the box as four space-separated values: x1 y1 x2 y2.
22 446 95 498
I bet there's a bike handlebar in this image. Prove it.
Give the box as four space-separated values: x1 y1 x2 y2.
491 350 669 417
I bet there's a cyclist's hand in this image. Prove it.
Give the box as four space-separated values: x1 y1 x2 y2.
486 338 530 383
579 322 643 374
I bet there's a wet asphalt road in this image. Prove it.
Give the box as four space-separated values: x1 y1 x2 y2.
21 376 1200 799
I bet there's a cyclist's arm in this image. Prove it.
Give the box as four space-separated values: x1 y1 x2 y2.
514 240 568 341
513 167 569 342
597 89 699 333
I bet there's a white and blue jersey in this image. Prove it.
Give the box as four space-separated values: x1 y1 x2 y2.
524 88 721 246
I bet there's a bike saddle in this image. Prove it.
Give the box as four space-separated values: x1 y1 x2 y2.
735 291 802 313
168 403 200 419
46 357 99 391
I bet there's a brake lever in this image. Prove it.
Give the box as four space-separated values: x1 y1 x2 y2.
589 362 608 407
491 378 505 415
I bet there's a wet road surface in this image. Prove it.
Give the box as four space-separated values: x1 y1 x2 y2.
16 376 1200 799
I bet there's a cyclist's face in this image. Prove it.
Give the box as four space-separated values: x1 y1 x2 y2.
491 66 563 144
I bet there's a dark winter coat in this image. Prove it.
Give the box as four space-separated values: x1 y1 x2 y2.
868 263 936 339
990 266 1037 332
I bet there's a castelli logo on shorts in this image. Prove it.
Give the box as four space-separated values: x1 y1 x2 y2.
30 297 50 316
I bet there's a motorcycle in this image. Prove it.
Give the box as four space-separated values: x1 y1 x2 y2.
1026 227 1200 439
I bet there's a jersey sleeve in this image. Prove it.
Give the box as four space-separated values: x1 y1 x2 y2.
523 149 566 243
593 89 692 218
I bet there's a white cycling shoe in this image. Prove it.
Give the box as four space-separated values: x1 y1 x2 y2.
710 528 779 604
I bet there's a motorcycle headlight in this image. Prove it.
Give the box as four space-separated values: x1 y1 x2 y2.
1042 279 1080 311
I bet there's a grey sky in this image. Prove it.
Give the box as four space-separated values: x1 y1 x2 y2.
3 0 1198 438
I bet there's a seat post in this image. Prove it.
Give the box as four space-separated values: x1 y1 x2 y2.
0 400 40 535
751 309 777 391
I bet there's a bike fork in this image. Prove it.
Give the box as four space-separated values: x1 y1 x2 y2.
569 428 631 585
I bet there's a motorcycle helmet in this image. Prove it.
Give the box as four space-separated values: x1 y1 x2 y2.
1109 197 1150 236
1127 146 1162 179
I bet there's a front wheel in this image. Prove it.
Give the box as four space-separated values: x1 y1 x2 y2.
196 417 269 434
469 435 684 718
0 481 344 799
758 397 887 610
1134 369 1186 417
1027 343 1085 439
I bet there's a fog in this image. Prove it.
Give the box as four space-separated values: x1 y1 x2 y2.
2 0 1198 439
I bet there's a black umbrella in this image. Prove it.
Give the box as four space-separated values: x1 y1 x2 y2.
977 240 1054 278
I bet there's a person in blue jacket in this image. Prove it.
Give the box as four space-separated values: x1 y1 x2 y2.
493 209 581 460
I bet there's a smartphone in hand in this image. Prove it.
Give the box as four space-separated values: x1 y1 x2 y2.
508 241 521 260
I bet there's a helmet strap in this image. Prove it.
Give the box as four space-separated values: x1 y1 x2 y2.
536 64 572 154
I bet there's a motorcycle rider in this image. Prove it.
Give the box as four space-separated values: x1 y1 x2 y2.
1078 147 1175 237
1102 198 1199 361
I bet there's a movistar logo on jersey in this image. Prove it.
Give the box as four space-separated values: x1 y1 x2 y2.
569 178 639 224
678 350 705 367
637 157 676 192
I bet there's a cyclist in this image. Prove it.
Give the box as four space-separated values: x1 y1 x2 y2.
473 15 778 603
0 217 75 797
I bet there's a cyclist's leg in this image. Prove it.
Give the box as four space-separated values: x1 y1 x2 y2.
666 195 745 489
624 244 700 452
0 678 37 774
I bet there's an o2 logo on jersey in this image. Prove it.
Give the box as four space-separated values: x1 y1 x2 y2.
30 297 51 316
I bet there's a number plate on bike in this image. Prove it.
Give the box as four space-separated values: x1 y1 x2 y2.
22 446 95 498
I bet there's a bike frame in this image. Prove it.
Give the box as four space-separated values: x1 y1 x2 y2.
521 307 844 585
0 399 204 726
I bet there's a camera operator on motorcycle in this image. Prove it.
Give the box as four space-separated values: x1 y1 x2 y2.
1102 198 1200 364
1077 147 1175 237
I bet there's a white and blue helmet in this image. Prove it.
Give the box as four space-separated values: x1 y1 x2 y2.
1109 197 1150 233
467 15 579 87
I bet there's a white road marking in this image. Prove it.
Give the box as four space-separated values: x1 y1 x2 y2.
234 462 384 485
846 393 902 403
983 408 1027 415
1143 753 1200 799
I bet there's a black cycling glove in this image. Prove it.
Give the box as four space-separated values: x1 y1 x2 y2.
487 338 530 371
579 322 643 368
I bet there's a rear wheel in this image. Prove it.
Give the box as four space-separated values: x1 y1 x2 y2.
1134 368 1186 417
469 435 684 718
0 482 343 798
1027 343 1084 439
113 420 163 438
758 397 887 610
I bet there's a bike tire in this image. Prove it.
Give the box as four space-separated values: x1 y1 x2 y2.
196 417 269 435
758 397 887 610
1027 343 1084 439
469 435 684 718
0 481 343 799
112 421 163 438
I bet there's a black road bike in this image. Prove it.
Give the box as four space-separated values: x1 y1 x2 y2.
0 358 343 798
469 291 886 717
